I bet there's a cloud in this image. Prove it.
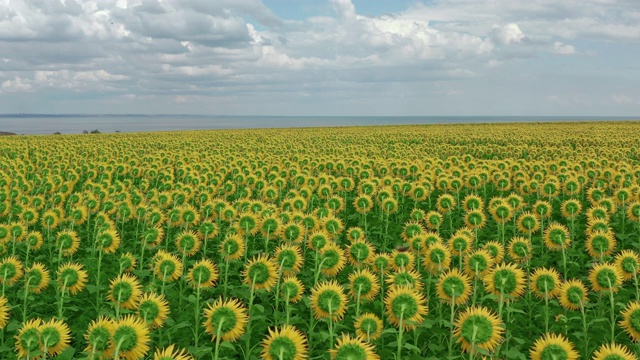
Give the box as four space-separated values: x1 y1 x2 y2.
552 41 575 55
0 0 638 115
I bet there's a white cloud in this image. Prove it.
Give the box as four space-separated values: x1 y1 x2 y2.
552 41 575 55
611 94 635 105
492 23 526 45
0 0 638 114
1 76 32 92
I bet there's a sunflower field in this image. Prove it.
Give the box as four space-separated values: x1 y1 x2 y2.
1 122 640 360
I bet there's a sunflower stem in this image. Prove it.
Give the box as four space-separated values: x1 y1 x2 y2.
195 280 201 349
213 318 224 360
543 286 549 334
448 295 455 358
397 309 404 360
223 256 231 299
95 248 103 308
328 307 334 349
274 260 285 323
57 278 68 320
244 275 257 360
22 277 30 323
580 301 589 358
607 278 616 343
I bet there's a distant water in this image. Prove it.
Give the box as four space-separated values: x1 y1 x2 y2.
0 115 638 135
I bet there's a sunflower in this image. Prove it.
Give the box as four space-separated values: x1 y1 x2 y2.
589 263 623 293
261 325 308 360
40 318 71 356
0 255 24 286
203 298 248 342
424 211 443 230
120 252 137 273
0 295 8 329
137 292 170 329
188 259 219 289
627 201 640 222
349 269 381 301
453 306 504 354
464 250 494 278
24 231 44 251
237 212 260 236
508 237 531 263
55 230 80 256
389 249 415 271
174 230 202 256
516 212 540 234
381 198 399 215
25 262 51 294
463 194 484 212
152 251 183 282
490 203 513 223
220 234 245 261
561 199 582 220
481 241 504 264
111 315 150 360
530 333 578 360
591 343 635 360
274 244 304 276
8 221 27 241
354 313 383 342
615 250 640 281
244 254 278 291
96 229 121 254
543 223 571 251
370 253 391 274
586 219 613 236
353 195 374 214
329 334 380 360
436 194 456 213
310 280 348 321
41 209 60 229
84 316 115 358
322 215 344 240
533 200 552 220
20 206 39 226
423 243 452 274
448 234 472 257
619 301 640 341
586 230 616 259
558 280 588 310
141 226 164 249
483 263 526 300
385 269 423 292
347 240 375 267
464 210 486 230
198 220 219 240
385 286 428 331
401 221 425 243
308 230 331 252
319 242 346 277
154 344 194 360
437 268 472 305
108 273 143 310
281 276 305 304
587 206 610 222
15 318 42 359
0 224 9 243
530 267 562 299
57 262 88 295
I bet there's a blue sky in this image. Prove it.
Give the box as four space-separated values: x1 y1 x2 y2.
0 0 639 116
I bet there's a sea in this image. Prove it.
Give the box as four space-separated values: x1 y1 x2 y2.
0 115 638 135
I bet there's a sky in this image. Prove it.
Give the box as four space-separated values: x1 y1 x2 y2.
0 0 639 116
